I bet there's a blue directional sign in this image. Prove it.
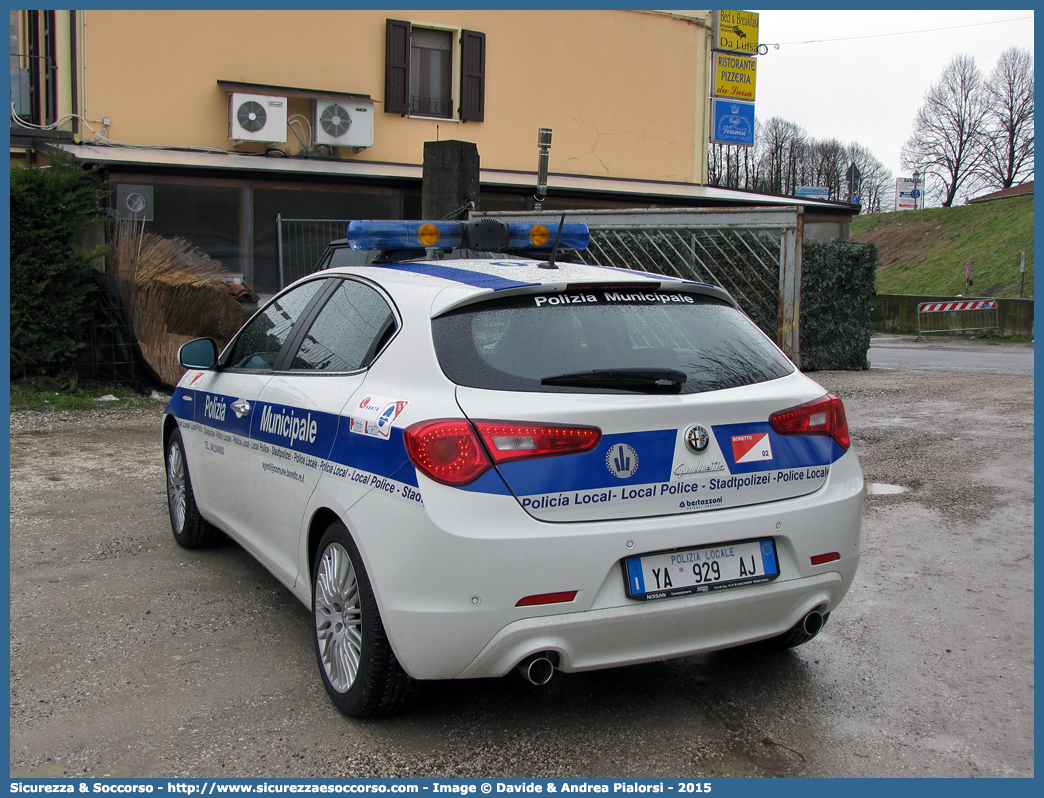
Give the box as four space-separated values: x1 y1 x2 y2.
795 186 830 201
711 98 755 146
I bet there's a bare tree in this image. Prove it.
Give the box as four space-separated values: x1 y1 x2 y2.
707 143 729 187
901 55 990 207
759 117 808 195
710 117 893 210
981 47 1034 189
708 143 746 189
810 138 847 200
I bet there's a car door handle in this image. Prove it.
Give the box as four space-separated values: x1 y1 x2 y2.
230 399 251 418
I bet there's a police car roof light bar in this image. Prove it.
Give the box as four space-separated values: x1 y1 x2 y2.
347 219 590 257
347 220 462 252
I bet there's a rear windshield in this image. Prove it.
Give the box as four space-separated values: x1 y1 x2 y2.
432 288 794 394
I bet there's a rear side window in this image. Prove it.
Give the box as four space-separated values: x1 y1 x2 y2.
432 288 793 394
289 280 396 371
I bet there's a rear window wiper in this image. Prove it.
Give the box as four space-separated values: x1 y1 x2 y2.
540 368 687 393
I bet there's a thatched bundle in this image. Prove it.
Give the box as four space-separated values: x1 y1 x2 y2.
112 220 249 386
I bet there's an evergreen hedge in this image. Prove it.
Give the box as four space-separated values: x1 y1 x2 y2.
10 156 109 378
800 239 877 371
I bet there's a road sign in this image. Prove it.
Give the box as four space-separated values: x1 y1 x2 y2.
846 163 861 196
896 177 919 210
713 10 760 55
795 186 830 201
713 51 757 100
710 99 755 146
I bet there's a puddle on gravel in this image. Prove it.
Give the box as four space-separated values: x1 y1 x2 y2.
866 483 910 495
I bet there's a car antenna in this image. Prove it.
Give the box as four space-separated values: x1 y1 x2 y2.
539 213 566 270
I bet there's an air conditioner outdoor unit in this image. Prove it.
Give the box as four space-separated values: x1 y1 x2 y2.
313 98 374 148
228 92 287 143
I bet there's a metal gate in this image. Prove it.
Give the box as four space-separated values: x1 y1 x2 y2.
276 215 353 289
473 208 806 366
276 208 807 366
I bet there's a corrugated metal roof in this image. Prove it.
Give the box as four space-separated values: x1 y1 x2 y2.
56 142 853 211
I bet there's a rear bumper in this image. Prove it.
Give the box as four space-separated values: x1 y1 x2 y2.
459 569 848 678
338 449 862 681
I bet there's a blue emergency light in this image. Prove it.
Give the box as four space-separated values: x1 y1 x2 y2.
346 219 590 254
347 220 462 251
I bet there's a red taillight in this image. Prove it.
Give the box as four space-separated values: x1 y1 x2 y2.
404 420 492 486
769 393 850 450
405 419 602 486
473 421 601 465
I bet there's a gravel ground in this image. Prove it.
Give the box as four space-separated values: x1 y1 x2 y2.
8 361 1034 778
10 402 165 433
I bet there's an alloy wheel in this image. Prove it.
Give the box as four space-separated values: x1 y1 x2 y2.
314 542 363 693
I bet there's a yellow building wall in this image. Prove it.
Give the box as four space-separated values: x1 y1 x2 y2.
80 10 709 183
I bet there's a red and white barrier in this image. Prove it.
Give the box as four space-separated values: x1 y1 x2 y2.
918 300 998 313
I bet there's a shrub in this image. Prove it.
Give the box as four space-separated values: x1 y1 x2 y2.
10 154 109 378
800 240 878 371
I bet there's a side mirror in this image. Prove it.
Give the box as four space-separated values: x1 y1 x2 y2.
178 338 218 370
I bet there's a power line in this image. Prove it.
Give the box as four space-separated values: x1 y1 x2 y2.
768 15 1033 47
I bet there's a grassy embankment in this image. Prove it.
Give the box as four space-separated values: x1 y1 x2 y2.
850 194 1033 298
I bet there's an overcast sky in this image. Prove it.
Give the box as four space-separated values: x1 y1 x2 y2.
750 9 1035 183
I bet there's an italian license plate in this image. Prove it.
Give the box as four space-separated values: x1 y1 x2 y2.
624 538 779 601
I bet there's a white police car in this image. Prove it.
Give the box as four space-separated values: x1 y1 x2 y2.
163 218 863 717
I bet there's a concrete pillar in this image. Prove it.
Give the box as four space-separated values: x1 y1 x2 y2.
422 140 480 220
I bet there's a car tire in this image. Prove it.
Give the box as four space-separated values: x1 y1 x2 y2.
165 427 224 549
312 521 418 717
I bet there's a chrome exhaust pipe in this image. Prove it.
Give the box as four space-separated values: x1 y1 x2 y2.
516 653 555 686
802 610 825 638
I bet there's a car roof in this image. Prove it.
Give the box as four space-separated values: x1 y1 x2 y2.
318 255 737 317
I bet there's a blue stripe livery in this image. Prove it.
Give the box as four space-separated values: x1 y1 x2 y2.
197 391 253 438
373 262 537 291
168 387 419 486
457 469 514 495
495 429 676 495
165 388 195 421
713 422 844 474
251 402 339 460
326 423 419 488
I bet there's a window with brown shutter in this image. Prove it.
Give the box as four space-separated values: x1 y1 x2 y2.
385 18 411 115
459 29 485 123
384 19 485 123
